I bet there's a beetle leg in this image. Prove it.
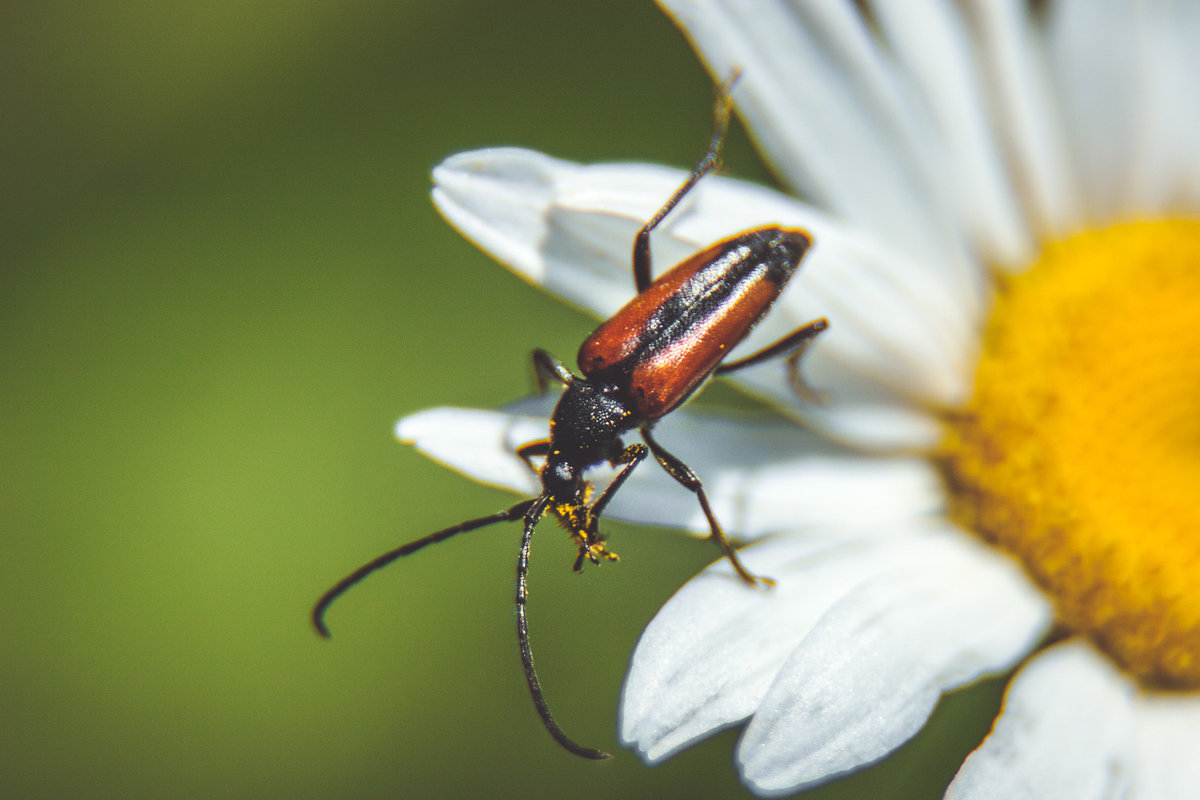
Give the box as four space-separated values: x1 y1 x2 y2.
565 443 647 569
640 428 772 588
715 317 830 403
516 439 551 474
531 348 575 394
714 318 828 373
590 442 648 520
632 74 739 294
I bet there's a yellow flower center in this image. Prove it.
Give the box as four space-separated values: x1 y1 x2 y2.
942 220 1200 689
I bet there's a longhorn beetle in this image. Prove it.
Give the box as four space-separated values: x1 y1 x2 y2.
312 77 829 760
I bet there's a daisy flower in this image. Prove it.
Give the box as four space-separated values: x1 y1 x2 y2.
400 0 1200 796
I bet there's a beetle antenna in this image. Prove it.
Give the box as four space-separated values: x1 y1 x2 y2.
516 495 612 759
312 497 537 638
707 69 740 164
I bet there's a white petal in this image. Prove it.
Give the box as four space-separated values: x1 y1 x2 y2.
764 401 945 453
1046 0 1142 224
397 402 945 539
735 526 1050 794
621 534 877 764
658 0 984 306
866 0 1034 266
433 148 977 449
605 410 948 540
1128 692 1200 800
620 523 1048 773
1125 1 1200 213
395 407 543 496
431 147 634 316
946 639 1136 800
1171 4 1200 207
966 0 1082 241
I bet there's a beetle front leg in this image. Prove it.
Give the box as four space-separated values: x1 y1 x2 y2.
591 442 648 520
531 348 575 394
569 443 648 570
640 428 771 588
515 439 551 474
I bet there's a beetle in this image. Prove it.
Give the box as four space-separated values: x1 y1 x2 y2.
312 78 829 760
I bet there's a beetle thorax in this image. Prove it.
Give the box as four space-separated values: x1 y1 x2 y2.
542 378 637 498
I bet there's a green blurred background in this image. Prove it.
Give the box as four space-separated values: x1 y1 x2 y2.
1 2 1005 797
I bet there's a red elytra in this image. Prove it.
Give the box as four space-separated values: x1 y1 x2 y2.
578 227 812 419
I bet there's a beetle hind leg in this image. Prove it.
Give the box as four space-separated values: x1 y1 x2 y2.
640 428 772 588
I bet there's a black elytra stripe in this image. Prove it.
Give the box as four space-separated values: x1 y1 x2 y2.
621 230 797 366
